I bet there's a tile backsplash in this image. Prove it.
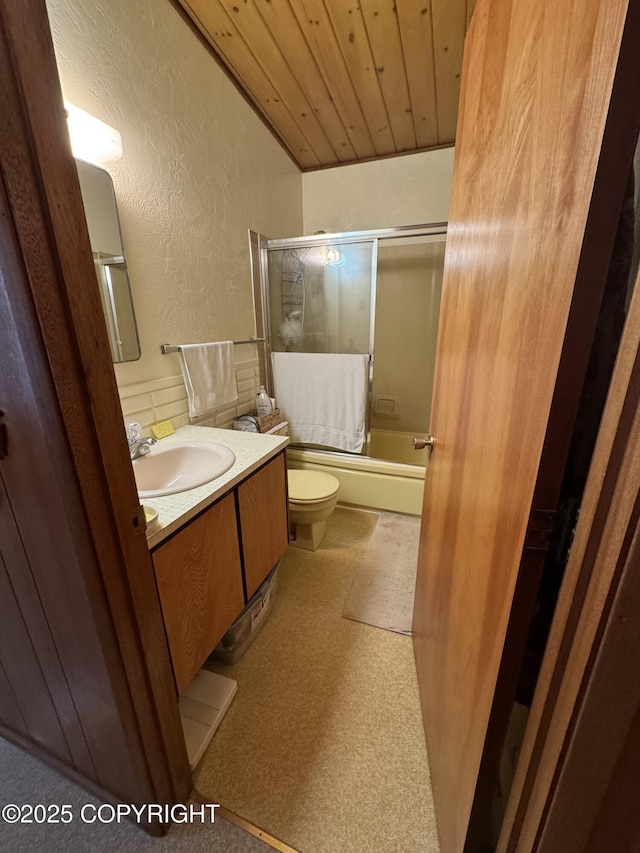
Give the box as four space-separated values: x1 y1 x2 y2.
118 356 261 432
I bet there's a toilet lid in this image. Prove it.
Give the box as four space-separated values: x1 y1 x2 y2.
288 470 340 502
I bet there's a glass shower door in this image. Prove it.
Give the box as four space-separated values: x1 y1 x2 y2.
267 241 376 356
370 235 445 466
265 239 376 454
258 226 447 466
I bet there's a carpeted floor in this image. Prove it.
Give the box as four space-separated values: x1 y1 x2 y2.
196 507 439 853
0 736 272 852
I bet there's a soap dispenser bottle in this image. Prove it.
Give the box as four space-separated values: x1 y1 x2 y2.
256 385 273 416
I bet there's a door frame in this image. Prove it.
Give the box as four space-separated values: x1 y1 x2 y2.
0 0 190 810
4 0 640 845
496 0 640 848
499 255 640 849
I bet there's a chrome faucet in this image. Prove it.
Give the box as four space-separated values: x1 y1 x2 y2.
126 422 156 460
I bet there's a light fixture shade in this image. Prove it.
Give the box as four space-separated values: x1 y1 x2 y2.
64 102 123 166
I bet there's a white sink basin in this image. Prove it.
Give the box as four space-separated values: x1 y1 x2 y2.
133 442 236 498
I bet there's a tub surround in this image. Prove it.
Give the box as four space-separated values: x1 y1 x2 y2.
143 425 288 549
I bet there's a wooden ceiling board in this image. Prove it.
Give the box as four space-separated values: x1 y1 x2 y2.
292 0 377 160
359 0 417 152
250 0 358 161
432 0 468 141
322 0 397 156
396 0 439 148
175 0 472 169
213 0 341 162
181 0 322 167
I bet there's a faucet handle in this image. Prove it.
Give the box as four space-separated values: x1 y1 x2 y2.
126 422 141 444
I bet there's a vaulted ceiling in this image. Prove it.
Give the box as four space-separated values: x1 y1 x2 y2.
174 0 477 170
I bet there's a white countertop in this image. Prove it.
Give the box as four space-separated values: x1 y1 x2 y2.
141 425 289 549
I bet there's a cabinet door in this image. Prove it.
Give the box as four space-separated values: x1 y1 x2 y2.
152 494 244 692
238 452 289 599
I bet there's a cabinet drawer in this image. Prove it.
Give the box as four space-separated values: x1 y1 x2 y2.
152 493 243 692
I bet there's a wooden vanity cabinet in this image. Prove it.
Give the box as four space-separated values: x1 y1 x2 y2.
151 450 289 692
238 452 289 599
152 492 244 693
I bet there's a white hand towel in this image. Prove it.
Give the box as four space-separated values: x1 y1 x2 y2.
178 342 238 419
272 352 369 453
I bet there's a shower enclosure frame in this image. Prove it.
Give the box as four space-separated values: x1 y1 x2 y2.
249 221 448 464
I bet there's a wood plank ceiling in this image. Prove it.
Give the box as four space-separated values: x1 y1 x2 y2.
174 0 477 170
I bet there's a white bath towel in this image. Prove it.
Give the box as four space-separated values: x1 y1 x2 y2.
178 341 238 419
271 352 369 453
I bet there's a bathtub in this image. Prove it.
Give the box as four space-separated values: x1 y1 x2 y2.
286 432 426 516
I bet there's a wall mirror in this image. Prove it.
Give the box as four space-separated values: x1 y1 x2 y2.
75 159 141 362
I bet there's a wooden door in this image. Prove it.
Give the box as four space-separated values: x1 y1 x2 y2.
412 1 640 851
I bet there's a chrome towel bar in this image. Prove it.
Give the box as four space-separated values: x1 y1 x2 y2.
160 337 264 355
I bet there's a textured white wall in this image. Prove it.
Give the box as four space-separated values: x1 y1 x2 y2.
302 148 454 234
47 0 303 402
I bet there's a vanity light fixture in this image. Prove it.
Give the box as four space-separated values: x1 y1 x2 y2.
64 101 123 166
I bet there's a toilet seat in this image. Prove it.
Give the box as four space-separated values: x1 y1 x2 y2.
288 470 339 503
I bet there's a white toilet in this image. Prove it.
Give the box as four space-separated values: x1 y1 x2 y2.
287 469 340 551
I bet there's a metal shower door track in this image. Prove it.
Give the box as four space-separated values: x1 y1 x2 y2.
262 222 447 251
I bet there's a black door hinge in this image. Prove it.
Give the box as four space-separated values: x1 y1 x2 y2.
524 508 559 556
